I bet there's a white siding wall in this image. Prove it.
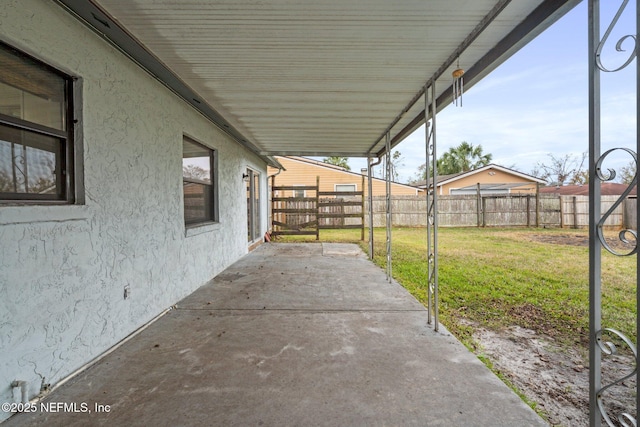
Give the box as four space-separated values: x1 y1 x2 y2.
0 1 266 419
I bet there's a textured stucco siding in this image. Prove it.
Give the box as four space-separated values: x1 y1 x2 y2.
0 1 267 420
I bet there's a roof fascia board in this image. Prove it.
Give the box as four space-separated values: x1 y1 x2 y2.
437 164 546 186
375 0 581 158
472 164 547 183
280 156 350 173
54 0 277 167
485 165 547 184
262 150 372 157
457 182 540 191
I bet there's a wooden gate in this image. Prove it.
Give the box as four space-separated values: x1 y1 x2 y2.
318 175 365 240
271 176 319 239
271 176 364 240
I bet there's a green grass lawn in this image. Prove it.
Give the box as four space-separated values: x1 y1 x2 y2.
275 227 637 351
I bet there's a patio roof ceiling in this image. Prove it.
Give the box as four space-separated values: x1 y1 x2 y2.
56 0 579 160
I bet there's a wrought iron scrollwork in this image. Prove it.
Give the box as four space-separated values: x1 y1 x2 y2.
595 0 637 72
595 328 638 427
424 82 438 330
592 142 638 427
595 148 638 256
590 1 638 425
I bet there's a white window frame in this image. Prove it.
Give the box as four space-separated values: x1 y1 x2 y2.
182 136 218 227
335 183 357 192
292 185 306 198
0 42 76 204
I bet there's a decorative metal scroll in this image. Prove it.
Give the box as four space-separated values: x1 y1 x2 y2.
595 0 637 72
589 1 638 425
10 143 27 193
425 82 439 331
595 328 638 427
595 148 638 257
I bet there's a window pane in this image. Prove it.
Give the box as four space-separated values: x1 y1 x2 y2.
183 182 212 224
293 187 305 198
182 137 216 225
0 45 66 131
0 123 61 196
182 139 211 184
336 184 356 192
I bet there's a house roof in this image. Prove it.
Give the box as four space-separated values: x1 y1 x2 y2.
414 164 546 188
539 183 638 196
281 156 351 173
274 156 419 190
454 182 539 192
57 1 579 159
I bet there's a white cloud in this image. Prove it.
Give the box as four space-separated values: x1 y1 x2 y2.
349 1 635 184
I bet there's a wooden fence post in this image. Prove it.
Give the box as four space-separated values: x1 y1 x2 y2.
573 196 578 229
535 183 540 228
482 197 487 227
476 183 482 227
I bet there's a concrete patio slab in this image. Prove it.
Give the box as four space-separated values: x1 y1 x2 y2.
4 243 547 426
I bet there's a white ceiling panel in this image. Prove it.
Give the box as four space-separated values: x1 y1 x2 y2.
56 0 579 159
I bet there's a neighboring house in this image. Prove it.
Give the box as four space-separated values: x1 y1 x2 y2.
268 156 420 197
539 182 637 196
414 164 546 195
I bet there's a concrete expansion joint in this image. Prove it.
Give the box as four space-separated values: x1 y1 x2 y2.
175 307 428 314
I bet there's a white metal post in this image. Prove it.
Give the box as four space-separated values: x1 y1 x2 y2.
425 81 439 331
368 156 374 260
385 132 392 282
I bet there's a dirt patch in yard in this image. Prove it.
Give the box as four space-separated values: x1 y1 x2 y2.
468 321 637 426
526 232 636 253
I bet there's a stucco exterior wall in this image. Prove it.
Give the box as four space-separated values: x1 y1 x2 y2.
0 1 267 420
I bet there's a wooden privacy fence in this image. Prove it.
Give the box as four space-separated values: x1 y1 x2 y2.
365 195 634 229
271 176 365 239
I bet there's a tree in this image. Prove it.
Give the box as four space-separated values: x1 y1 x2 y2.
0 170 13 192
323 156 350 170
388 151 404 182
569 168 589 185
409 163 427 185
412 142 492 182
531 152 587 186
437 141 492 175
370 151 404 181
29 177 56 194
183 164 210 181
620 160 637 185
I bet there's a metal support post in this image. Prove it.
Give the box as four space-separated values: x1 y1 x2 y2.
425 82 439 331
385 132 392 282
588 1 638 425
368 156 375 259
588 3 603 422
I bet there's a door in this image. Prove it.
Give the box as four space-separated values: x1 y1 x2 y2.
246 169 260 242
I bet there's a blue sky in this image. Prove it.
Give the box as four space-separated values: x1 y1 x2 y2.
346 1 637 183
